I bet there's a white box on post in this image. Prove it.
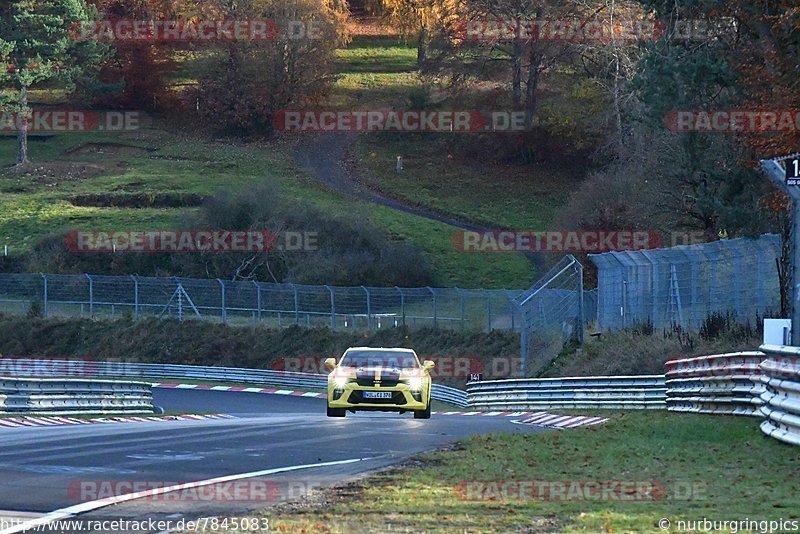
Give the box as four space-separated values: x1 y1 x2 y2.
764 318 792 345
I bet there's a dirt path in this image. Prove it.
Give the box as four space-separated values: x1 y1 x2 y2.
293 132 489 231
293 132 544 272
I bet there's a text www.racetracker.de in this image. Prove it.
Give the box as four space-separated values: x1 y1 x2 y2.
0 516 270 532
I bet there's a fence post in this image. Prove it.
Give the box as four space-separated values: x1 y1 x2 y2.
504 290 516 330
361 286 371 329
85 273 94 319
290 283 299 324
131 275 139 319
217 279 226 324
253 281 261 321
39 273 48 318
455 288 464 329
325 285 335 329
486 290 493 332
576 260 585 345
426 287 437 328
395 286 405 326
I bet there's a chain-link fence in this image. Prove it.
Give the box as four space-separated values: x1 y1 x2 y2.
514 255 596 375
590 234 782 331
0 273 537 332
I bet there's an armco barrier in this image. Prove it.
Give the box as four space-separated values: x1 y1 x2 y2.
467 375 666 410
664 352 766 416
758 344 800 446
0 377 154 415
0 359 469 408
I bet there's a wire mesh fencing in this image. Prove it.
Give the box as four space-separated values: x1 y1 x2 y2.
590 234 782 331
513 255 593 375
0 273 531 333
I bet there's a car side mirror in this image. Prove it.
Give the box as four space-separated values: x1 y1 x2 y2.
423 360 435 371
324 357 337 371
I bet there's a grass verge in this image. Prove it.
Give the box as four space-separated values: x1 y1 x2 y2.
254 411 799 533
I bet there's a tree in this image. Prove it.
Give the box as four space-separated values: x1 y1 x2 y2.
195 0 344 134
380 0 462 66
86 0 181 110
0 0 108 164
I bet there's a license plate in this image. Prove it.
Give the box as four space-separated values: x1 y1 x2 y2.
363 391 392 399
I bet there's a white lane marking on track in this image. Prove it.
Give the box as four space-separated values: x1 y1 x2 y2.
0 457 373 534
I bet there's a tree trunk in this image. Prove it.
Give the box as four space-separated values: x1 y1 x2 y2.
511 43 522 107
524 48 542 127
16 86 29 165
417 26 427 67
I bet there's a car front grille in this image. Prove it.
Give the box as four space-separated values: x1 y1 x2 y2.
355 378 401 387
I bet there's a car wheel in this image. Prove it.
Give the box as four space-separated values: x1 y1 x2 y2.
327 406 346 417
414 404 431 419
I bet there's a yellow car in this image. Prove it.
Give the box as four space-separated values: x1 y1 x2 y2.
325 347 435 419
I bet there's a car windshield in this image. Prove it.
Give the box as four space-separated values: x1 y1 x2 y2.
340 350 419 369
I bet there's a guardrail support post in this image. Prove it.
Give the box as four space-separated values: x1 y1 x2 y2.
131 275 140 320
85 273 94 319
325 285 335 329
217 279 226 324
40 273 48 318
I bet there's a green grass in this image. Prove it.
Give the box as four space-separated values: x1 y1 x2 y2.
332 37 420 108
257 411 800 532
0 128 532 287
355 134 579 230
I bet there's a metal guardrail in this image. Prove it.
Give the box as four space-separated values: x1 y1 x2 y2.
467 375 666 410
758 344 800 446
0 377 154 415
0 359 469 408
664 352 766 416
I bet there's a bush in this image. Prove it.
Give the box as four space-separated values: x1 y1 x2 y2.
20 186 435 287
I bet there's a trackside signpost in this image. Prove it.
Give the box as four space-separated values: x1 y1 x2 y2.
761 154 800 345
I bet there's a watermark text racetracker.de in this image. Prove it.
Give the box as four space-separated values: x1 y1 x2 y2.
68 479 317 503
664 110 800 133
273 110 530 132
63 230 318 253
452 230 662 253
0 110 144 133
72 19 323 41
455 480 707 502
456 17 736 42
0 517 269 533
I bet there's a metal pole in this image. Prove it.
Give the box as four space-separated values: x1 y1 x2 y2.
291 284 299 325
253 281 261 321
361 286 371 329
792 201 800 345
576 262 585 344
325 285 335 329
85 274 94 319
427 287 437 328
395 286 405 326
761 157 800 345
456 288 465 329
217 279 226 324
40 273 48 318
131 275 139 319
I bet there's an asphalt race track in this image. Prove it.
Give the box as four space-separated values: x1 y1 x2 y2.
0 389 541 533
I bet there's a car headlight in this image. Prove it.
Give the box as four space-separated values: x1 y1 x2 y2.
332 375 350 389
407 377 423 391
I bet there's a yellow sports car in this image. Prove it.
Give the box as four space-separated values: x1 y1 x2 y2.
325 347 435 419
